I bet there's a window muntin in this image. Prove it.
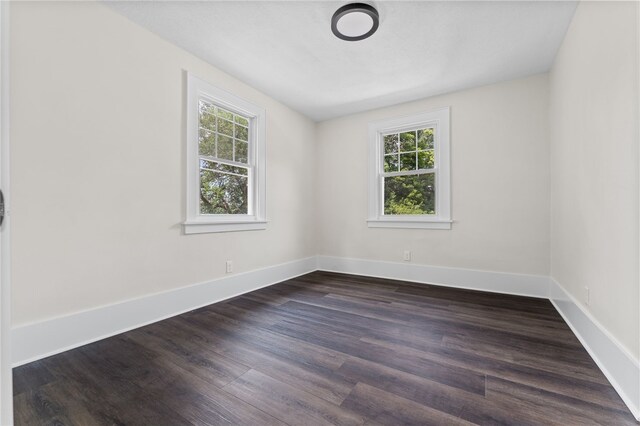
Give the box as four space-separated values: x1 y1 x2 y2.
368 108 451 230
184 73 266 234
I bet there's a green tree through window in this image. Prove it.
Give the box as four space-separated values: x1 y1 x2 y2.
198 101 251 215
382 128 436 215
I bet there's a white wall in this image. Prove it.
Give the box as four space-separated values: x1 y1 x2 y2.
549 1 639 359
316 75 550 276
10 2 317 326
9 0 638 372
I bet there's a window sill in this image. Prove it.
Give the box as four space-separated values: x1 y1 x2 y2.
183 219 267 234
367 217 452 230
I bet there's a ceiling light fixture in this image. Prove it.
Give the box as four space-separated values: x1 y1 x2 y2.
331 3 379 42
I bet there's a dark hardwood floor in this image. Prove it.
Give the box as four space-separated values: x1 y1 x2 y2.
13 271 637 425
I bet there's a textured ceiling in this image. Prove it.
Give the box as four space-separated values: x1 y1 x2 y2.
105 1 577 121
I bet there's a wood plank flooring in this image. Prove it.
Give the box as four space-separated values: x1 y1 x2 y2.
13 271 637 425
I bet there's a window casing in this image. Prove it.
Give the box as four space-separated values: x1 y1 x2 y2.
368 108 451 229
184 73 266 234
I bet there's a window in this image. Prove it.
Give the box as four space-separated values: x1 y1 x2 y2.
368 108 451 229
184 73 266 234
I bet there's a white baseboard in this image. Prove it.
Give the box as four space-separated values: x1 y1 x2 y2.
317 256 639 420
11 256 318 367
549 279 640 421
317 255 550 298
10 255 639 421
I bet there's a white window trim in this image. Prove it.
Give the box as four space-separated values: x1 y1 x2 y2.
183 73 266 234
367 107 452 230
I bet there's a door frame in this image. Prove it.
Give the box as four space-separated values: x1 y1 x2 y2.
0 0 11 423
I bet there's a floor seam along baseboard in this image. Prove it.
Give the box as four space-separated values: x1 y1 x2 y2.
11 255 640 420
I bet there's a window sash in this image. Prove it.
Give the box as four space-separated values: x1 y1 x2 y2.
199 155 251 171
197 98 255 216
379 127 438 216
382 168 436 178
199 154 254 215
200 161 249 179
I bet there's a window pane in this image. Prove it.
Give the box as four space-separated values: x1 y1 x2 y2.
400 131 416 152
217 135 233 161
400 152 416 171
199 100 215 115
200 168 248 215
217 107 234 121
199 99 211 113
235 140 248 164
417 149 435 170
217 117 234 137
417 128 434 150
384 154 398 172
235 115 249 127
384 173 435 215
199 129 215 156
384 134 398 154
236 124 248 142
199 102 216 132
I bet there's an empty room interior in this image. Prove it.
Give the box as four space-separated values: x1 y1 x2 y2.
0 0 638 424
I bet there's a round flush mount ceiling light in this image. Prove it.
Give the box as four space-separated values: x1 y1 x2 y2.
331 3 379 41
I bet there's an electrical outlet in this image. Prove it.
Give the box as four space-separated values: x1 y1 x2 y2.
584 286 590 306
403 250 411 262
226 260 233 274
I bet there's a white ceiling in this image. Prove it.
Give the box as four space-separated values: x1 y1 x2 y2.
105 1 577 121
